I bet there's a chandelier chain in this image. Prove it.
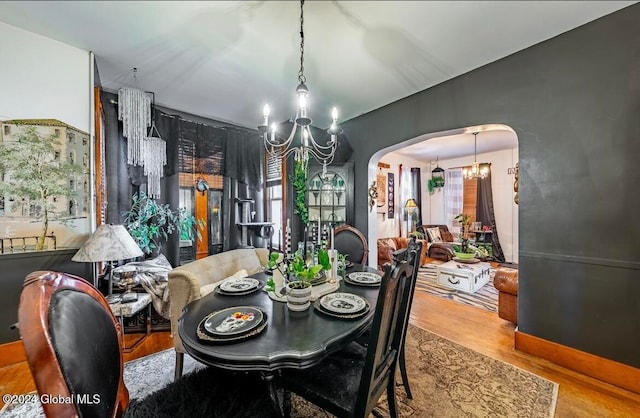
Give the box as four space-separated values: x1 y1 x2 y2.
298 0 306 84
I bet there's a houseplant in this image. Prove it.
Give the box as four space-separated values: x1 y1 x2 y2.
453 213 475 260
122 192 200 257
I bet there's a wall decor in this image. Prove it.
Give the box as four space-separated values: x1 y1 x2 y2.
368 181 377 212
387 173 395 219
376 173 386 211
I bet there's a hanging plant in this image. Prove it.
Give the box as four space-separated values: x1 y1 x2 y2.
427 177 445 194
291 159 309 225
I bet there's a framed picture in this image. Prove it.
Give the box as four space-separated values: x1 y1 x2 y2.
387 173 395 219
376 173 386 213
0 22 92 254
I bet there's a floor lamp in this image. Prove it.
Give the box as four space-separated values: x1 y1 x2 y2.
404 198 419 238
72 224 143 304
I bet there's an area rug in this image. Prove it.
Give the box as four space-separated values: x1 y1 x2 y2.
417 262 499 313
1 326 557 418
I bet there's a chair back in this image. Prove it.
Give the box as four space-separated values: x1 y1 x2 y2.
333 224 368 265
18 271 129 418
353 255 415 416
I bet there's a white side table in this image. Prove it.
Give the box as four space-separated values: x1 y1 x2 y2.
109 293 152 353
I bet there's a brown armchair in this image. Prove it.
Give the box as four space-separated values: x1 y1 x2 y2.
377 236 428 270
417 224 456 261
493 268 519 324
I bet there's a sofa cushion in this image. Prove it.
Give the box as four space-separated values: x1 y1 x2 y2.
441 230 454 242
425 227 442 243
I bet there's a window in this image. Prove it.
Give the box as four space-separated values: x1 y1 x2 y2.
83 153 88 166
3 125 10 135
68 132 75 143
0 197 4 216
69 179 75 190
444 168 464 233
82 137 88 146
29 204 41 218
68 199 77 216
69 151 75 164
54 128 60 137
54 151 60 161
265 153 283 250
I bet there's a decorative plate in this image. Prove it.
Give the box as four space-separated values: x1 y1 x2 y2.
313 299 370 320
219 277 260 293
347 272 382 285
197 312 268 343
344 275 380 287
215 280 264 296
320 293 367 314
203 306 263 336
453 257 480 264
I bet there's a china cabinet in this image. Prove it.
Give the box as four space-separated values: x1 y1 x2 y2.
307 162 353 227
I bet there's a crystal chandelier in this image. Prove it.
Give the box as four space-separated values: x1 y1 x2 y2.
258 0 340 171
463 132 488 180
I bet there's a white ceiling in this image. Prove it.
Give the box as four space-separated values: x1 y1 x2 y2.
0 1 635 160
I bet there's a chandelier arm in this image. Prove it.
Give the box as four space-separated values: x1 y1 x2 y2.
306 130 338 152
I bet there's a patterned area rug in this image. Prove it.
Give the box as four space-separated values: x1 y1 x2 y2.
417 261 499 313
2 326 557 418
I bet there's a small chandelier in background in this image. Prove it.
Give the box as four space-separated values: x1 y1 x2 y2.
258 0 341 172
463 132 488 180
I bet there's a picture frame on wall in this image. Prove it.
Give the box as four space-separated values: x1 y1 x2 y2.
376 173 386 213
387 173 395 219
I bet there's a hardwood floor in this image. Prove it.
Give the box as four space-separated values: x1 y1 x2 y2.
2 292 639 416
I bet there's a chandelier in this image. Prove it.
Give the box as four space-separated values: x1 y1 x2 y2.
463 132 488 180
258 0 340 171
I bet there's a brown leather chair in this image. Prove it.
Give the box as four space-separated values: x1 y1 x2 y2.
417 224 456 261
334 224 369 265
493 268 519 324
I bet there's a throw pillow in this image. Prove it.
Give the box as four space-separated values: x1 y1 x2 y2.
441 230 454 242
200 269 249 297
379 238 398 251
426 227 442 243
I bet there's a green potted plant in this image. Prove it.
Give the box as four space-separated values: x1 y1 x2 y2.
453 213 475 260
122 192 200 257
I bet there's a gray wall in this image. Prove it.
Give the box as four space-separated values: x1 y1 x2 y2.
342 5 640 368
0 250 92 343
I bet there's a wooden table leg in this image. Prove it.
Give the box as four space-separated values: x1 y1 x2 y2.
261 372 284 418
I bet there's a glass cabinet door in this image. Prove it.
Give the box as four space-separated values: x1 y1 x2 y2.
307 162 352 227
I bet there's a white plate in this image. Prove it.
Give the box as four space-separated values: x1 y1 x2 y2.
320 293 367 314
203 306 263 336
219 277 260 293
347 272 382 285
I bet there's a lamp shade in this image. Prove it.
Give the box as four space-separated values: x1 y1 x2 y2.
72 224 143 263
404 198 419 209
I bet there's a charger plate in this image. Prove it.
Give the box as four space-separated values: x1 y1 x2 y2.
344 275 380 287
347 272 382 285
215 280 264 296
313 299 370 320
320 292 367 314
197 307 267 343
219 277 260 293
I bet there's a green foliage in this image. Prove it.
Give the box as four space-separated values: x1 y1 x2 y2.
0 126 83 250
291 159 309 225
454 213 473 254
122 192 200 255
427 177 445 193
288 253 323 281
317 248 331 271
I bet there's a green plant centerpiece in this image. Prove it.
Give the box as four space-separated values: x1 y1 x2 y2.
452 213 475 260
122 192 201 257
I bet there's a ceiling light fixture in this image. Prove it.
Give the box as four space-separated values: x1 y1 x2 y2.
463 132 488 180
258 0 341 172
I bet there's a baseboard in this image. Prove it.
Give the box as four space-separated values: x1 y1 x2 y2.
515 330 640 395
0 340 26 368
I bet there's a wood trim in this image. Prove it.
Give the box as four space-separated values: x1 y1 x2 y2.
377 162 390 169
0 340 27 367
515 329 640 395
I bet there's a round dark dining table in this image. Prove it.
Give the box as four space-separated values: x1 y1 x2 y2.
178 263 382 417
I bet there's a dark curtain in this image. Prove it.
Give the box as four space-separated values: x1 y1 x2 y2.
476 164 505 262
411 167 423 226
223 129 266 250
102 90 181 266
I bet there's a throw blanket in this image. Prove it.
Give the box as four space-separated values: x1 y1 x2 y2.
113 255 172 319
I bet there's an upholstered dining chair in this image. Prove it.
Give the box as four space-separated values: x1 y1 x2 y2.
280 255 415 418
18 270 273 418
333 224 369 265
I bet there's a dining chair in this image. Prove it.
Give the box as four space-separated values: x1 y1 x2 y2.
333 224 369 265
18 270 273 418
280 255 415 418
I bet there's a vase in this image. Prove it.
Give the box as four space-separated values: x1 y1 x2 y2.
286 280 312 311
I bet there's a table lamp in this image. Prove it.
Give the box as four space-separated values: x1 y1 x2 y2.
72 224 143 303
